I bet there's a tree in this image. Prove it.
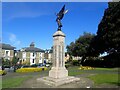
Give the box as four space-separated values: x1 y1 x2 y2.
87 2 120 67
66 32 95 64
88 2 120 55
12 56 19 66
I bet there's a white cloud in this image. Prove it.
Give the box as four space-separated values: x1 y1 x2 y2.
9 33 21 46
3 3 52 21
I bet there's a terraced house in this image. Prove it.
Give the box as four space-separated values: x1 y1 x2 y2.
17 42 45 65
1 43 15 61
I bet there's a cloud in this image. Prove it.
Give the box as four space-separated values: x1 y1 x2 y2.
9 33 21 46
2 3 52 21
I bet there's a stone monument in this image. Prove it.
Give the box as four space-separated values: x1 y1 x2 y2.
37 5 80 86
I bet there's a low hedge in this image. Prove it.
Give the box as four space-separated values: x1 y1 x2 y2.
16 67 47 73
0 70 7 75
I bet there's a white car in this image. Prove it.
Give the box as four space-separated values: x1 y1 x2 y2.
45 64 50 67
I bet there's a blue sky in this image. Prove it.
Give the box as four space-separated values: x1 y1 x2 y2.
2 2 108 50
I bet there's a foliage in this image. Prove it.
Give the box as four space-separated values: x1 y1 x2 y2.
2 58 10 66
0 70 7 75
79 66 95 70
16 67 47 73
88 2 120 56
66 32 95 57
12 56 19 66
22 60 30 65
88 74 120 86
72 60 80 66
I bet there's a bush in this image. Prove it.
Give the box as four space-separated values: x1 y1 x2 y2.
16 67 47 73
72 60 79 66
79 66 95 70
0 70 7 75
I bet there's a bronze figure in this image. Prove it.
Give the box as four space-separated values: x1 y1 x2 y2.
56 5 68 31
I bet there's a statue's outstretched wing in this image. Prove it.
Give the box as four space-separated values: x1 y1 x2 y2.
58 5 65 20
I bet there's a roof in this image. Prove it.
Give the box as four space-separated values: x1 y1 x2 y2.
24 47 45 52
0 43 15 50
22 42 45 52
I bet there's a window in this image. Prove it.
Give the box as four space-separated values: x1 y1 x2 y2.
33 59 34 63
6 51 9 56
33 53 36 57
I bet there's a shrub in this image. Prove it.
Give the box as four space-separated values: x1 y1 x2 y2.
79 66 95 70
0 70 7 75
16 67 47 73
72 60 79 66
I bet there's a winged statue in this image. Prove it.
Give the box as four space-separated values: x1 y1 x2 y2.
56 5 68 31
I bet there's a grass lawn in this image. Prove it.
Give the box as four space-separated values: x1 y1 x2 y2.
2 76 32 88
68 71 83 76
1 66 119 88
68 66 84 76
68 66 119 86
0 77 2 90
88 74 120 86
94 68 118 71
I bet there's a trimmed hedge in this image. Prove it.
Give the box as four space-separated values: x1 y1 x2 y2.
16 67 47 73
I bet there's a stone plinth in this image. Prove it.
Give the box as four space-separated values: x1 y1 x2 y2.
37 30 80 86
37 76 80 86
49 30 68 79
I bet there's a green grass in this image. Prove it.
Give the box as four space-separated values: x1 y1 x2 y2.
88 74 120 86
94 68 118 71
68 66 84 76
68 71 83 76
2 76 32 88
0 78 2 90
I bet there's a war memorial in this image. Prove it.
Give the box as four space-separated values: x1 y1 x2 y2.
37 5 80 86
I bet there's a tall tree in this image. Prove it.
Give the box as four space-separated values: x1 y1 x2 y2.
66 32 95 58
89 2 120 55
12 56 19 66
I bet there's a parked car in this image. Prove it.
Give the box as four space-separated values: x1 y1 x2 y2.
20 65 30 68
45 64 50 67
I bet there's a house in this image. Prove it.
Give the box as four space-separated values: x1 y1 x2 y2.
44 47 53 63
0 43 15 61
17 42 45 65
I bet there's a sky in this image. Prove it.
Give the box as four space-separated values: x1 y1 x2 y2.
2 2 108 50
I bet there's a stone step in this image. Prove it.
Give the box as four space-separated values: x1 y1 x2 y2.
37 76 80 86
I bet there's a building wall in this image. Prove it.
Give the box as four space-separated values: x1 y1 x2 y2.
18 51 45 65
2 49 14 61
36 52 39 64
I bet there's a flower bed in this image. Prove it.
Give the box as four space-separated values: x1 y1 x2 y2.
16 67 47 73
0 70 7 75
79 66 95 70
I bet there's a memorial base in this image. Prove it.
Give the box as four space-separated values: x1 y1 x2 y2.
49 67 68 78
37 76 80 86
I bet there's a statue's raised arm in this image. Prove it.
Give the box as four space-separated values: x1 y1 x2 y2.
56 5 68 31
